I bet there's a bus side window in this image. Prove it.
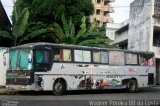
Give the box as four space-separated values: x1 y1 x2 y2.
53 49 62 61
35 50 50 64
125 53 138 65
74 50 91 62
63 49 71 61
101 51 109 64
109 51 125 65
93 51 100 63
93 51 108 64
139 55 147 66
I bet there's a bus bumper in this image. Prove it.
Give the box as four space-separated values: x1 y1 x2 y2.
6 84 43 91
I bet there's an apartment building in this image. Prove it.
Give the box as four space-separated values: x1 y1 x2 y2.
91 0 115 27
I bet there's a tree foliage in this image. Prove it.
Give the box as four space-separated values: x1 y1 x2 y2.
0 5 57 46
16 0 94 27
53 14 113 48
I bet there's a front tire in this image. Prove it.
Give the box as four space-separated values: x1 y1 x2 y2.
53 80 65 95
128 80 138 93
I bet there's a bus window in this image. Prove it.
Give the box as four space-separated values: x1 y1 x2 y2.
139 55 147 65
93 51 108 64
53 49 62 61
35 50 50 64
139 53 155 66
10 49 32 70
10 50 18 69
125 53 138 65
101 51 109 63
36 50 43 63
109 51 125 65
19 50 30 69
83 51 91 62
93 51 100 63
74 50 91 62
63 49 71 61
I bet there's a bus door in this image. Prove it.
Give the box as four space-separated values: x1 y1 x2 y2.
139 54 156 85
34 47 52 72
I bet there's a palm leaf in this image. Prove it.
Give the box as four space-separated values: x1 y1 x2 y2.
12 8 29 38
53 23 64 36
61 14 69 37
50 28 62 42
19 28 50 43
76 16 86 37
69 20 75 41
80 32 105 39
88 19 98 32
12 6 18 25
0 31 12 39
78 38 109 46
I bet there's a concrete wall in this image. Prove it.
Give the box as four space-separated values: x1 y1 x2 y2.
106 23 122 40
114 29 128 44
128 0 153 51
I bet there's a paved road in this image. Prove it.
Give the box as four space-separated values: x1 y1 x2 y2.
0 87 160 106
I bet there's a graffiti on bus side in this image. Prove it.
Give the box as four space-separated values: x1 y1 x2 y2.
75 76 120 89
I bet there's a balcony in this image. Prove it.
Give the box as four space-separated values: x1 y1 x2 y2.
104 0 115 2
106 17 113 23
95 15 102 21
102 6 114 13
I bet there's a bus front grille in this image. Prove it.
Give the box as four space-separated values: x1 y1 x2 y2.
6 78 32 85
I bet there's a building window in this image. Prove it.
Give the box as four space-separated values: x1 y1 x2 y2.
97 20 100 24
97 0 101 4
96 9 101 15
153 29 160 47
104 1 109 5
103 11 108 16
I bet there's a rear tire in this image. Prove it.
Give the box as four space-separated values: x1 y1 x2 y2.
128 79 138 93
53 80 65 96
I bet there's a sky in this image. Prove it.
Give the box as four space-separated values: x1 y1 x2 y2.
111 0 135 23
1 0 14 22
1 0 134 24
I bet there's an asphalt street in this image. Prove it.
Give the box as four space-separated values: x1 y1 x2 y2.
0 87 160 106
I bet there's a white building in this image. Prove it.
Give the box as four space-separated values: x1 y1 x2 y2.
113 20 129 49
114 0 160 84
106 23 122 40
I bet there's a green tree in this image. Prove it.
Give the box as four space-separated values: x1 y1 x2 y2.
0 6 56 46
0 7 29 46
53 14 113 48
16 0 94 28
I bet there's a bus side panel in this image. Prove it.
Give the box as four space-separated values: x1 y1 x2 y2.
41 63 156 91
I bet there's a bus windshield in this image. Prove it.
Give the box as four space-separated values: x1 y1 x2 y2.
9 49 33 70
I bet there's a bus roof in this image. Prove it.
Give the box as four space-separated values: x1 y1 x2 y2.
10 42 154 55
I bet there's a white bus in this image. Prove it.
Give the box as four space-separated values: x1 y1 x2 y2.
6 42 156 95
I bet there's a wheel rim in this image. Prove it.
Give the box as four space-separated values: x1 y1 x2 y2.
54 82 63 93
130 81 136 91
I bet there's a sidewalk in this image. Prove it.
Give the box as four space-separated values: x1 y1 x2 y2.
0 87 7 94
0 87 14 94
153 85 160 89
